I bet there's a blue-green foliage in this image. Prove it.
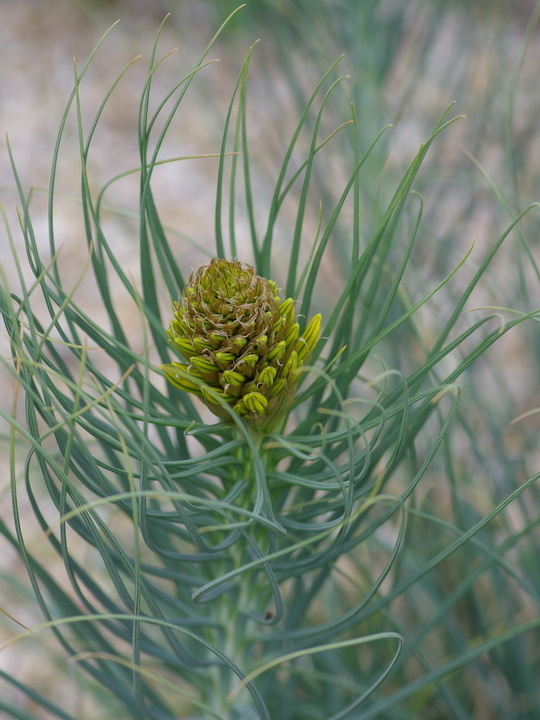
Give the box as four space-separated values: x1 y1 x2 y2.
1 3 539 719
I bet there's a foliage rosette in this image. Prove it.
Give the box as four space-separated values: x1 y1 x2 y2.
161 258 321 431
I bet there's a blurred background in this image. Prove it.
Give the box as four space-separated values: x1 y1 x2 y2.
1 0 540 717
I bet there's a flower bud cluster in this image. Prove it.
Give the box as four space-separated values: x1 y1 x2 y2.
161 258 321 431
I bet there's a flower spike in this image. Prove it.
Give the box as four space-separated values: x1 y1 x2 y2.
162 258 321 432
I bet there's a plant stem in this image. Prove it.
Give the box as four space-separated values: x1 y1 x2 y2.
204 443 263 719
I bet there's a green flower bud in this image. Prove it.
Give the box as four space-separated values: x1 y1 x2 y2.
295 313 322 361
193 337 213 351
235 353 260 376
173 336 196 359
267 340 286 361
201 386 235 406
233 400 248 416
282 350 298 379
215 351 236 368
269 377 286 398
222 370 246 391
190 356 220 380
285 322 300 347
251 335 267 353
257 366 277 386
209 331 226 348
243 391 268 415
231 336 247 351
161 362 203 395
162 258 322 432
279 297 295 320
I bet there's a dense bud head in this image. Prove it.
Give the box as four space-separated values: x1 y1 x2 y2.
162 258 321 433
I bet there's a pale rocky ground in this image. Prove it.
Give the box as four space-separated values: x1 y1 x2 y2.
1 0 540 717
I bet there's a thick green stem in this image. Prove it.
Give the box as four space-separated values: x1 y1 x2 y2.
203 441 268 719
